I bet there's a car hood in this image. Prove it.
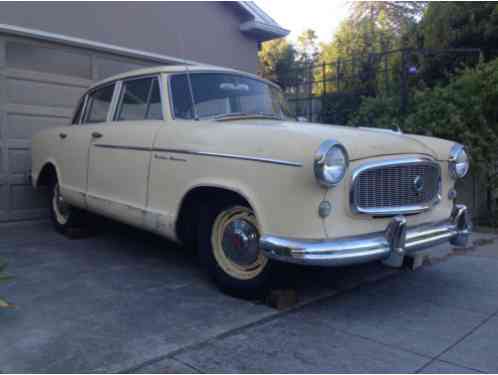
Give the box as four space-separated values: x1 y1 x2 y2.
275 122 441 161
178 120 454 164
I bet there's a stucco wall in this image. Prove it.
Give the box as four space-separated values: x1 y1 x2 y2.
0 1 259 73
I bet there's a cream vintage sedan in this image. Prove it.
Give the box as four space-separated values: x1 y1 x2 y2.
31 65 471 296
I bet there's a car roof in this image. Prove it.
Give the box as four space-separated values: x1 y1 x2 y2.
89 64 279 91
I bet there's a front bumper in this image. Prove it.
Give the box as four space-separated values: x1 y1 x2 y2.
260 205 471 266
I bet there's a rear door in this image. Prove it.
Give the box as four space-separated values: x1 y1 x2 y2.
86 75 164 227
59 82 117 207
56 95 88 208
56 84 116 209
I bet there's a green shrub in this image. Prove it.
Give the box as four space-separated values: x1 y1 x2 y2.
403 60 498 172
351 58 498 174
0 258 13 309
320 92 363 125
348 95 403 130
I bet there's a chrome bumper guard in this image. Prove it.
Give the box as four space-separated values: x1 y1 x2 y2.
260 205 471 266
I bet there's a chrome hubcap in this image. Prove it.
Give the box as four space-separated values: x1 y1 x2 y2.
52 183 70 224
211 206 268 280
222 218 260 267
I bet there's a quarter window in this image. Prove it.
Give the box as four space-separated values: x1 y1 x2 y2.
115 77 163 121
83 84 115 124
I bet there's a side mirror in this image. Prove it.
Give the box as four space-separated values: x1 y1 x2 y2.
297 116 309 123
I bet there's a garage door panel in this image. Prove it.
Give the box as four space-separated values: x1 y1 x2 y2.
0 149 5 175
8 149 30 175
6 78 85 108
7 113 69 141
0 184 8 210
6 41 92 80
10 184 48 211
0 184 9 221
0 35 162 222
5 68 92 90
4 103 73 119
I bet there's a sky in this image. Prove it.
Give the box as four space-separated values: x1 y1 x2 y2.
255 0 351 44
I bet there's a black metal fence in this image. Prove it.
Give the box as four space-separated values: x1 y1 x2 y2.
273 47 497 225
279 48 484 124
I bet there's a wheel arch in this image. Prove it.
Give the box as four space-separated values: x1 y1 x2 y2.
35 161 60 188
175 183 261 248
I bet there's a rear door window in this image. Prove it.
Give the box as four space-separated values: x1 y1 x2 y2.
83 84 115 124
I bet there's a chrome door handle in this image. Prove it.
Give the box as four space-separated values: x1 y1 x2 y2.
59 132 67 139
91 132 103 139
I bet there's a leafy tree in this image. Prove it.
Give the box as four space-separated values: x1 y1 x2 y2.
296 29 320 64
413 3 498 86
422 2 498 59
258 38 298 90
317 2 426 95
351 1 427 37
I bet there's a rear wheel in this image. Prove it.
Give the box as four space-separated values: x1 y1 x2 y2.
198 202 273 298
49 180 84 235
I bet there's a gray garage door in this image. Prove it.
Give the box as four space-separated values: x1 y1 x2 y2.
0 34 156 222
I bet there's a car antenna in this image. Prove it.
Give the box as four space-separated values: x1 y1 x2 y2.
177 32 199 121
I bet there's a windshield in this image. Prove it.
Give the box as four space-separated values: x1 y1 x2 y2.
170 73 291 120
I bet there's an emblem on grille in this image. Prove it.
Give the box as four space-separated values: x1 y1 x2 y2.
413 175 424 193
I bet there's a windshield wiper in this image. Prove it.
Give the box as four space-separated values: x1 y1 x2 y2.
212 112 283 121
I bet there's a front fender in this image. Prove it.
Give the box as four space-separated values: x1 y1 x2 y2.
32 158 61 189
176 178 264 229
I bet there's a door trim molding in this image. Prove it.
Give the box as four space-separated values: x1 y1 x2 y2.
92 143 303 167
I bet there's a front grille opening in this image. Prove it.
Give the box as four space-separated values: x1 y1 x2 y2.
353 160 441 215
372 212 419 219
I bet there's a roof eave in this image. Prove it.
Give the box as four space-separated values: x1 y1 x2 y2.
240 20 289 41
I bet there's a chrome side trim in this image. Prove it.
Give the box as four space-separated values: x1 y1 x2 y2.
91 144 303 167
260 205 471 266
154 148 303 167
94 144 151 152
358 126 403 134
350 157 442 216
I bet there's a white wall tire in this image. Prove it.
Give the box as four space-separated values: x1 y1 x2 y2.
211 206 268 281
198 201 273 298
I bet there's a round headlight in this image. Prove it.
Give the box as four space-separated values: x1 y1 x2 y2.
314 140 349 187
449 144 469 179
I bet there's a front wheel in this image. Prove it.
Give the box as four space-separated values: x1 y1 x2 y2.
198 203 273 298
49 181 84 234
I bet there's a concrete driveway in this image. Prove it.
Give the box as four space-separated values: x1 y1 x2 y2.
1 220 497 373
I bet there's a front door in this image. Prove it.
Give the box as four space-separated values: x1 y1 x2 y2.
86 76 164 227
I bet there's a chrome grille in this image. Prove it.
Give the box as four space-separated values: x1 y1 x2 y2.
351 158 441 215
